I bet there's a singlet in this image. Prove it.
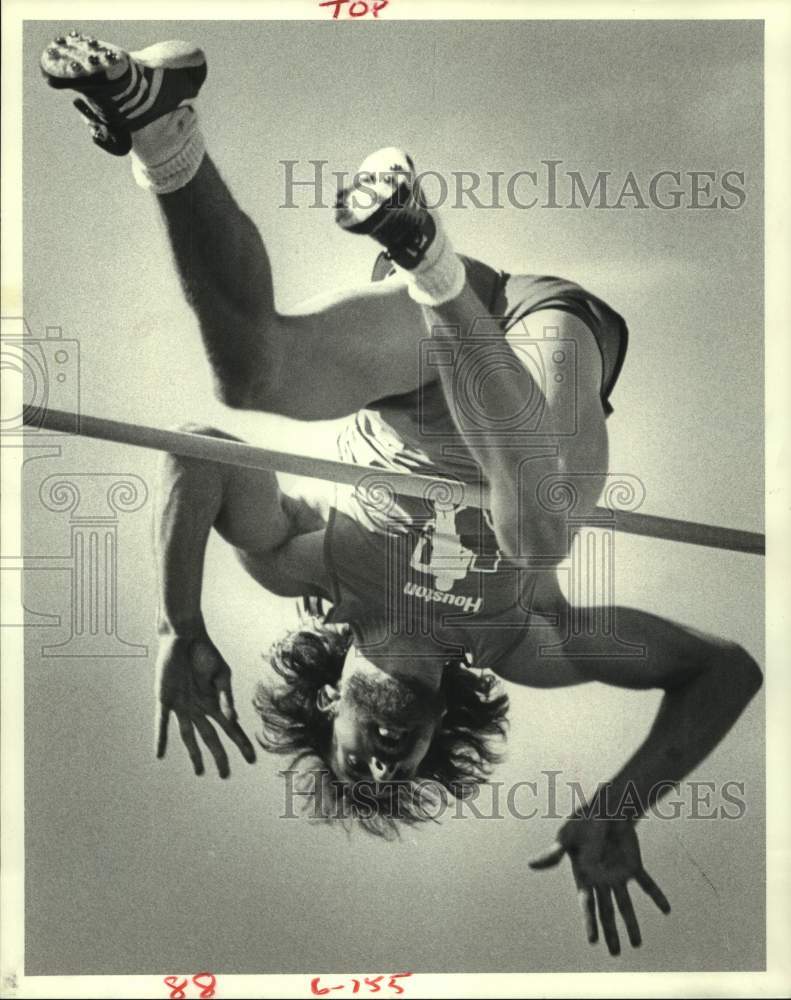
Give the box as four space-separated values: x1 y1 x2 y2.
323 254 629 668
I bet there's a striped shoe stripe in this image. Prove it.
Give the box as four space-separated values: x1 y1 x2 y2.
126 68 163 120
112 60 140 102
118 73 150 114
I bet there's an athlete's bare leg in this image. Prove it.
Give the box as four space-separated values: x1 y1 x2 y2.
40 33 439 420
334 147 611 557
154 156 431 420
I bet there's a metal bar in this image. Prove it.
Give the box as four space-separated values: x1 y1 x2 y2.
21 407 765 556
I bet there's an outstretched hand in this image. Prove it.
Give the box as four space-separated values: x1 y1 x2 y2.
529 816 670 956
155 632 257 778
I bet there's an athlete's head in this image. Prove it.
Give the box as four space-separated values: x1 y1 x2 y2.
254 620 509 838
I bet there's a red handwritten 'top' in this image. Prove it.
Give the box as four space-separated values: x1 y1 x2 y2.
318 0 389 18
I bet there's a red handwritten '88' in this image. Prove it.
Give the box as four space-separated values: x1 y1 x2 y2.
162 973 216 999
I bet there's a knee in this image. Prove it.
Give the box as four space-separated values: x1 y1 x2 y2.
723 642 763 699
214 371 289 413
159 423 238 477
196 314 277 412
208 317 286 413
208 370 248 408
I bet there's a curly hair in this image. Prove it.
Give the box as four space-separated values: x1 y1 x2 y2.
253 620 510 839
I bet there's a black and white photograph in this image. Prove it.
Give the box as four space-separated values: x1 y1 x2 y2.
1 2 789 997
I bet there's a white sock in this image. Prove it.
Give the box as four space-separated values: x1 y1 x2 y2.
130 105 205 194
397 213 466 307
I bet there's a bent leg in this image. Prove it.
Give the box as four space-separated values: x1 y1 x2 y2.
417 279 610 559
155 156 277 398
156 156 432 418
421 283 609 451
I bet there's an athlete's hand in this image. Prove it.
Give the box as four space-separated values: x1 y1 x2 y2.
155 631 256 778
528 816 671 956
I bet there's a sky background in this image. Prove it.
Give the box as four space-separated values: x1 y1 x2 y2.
20 18 764 975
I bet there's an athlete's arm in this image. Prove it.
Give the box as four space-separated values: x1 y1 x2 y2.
496 605 762 816
495 607 762 954
155 444 219 643
154 431 259 779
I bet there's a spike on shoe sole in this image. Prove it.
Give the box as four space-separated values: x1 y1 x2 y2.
41 33 130 87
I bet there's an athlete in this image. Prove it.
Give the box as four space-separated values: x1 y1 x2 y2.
39 33 763 957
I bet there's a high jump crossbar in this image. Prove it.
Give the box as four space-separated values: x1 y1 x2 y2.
21 406 765 557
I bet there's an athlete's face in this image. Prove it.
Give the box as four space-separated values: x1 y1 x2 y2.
319 664 446 783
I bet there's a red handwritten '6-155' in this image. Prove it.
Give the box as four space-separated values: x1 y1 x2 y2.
311 973 413 995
